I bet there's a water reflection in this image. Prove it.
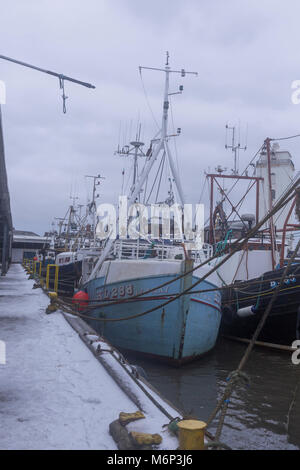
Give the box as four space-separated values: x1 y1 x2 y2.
126 338 300 450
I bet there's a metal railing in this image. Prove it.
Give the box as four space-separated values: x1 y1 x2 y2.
23 257 80 295
46 264 59 293
34 260 42 277
112 240 213 262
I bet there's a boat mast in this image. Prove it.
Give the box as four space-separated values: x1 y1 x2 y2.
225 123 247 175
265 138 276 269
85 174 105 245
64 204 76 251
116 123 146 200
130 52 197 206
88 54 197 281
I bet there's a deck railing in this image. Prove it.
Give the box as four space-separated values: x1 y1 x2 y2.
112 240 213 262
80 240 213 284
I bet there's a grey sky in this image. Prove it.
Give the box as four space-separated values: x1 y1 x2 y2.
1 0 300 234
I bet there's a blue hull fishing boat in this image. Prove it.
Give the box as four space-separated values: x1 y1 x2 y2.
79 56 222 364
81 247 221 364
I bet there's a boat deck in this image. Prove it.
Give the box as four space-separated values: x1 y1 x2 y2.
0 264 179 450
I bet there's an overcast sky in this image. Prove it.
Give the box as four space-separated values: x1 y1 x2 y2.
1 0 300 234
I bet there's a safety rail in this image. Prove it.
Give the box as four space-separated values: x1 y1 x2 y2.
112 240 178 260
191 244 214 263
46 264 59 293
34 260 42 277
112 240 213 262
23 258 34 273
23 258 78 295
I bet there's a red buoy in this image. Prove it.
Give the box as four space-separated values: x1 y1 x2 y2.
72 290 89 311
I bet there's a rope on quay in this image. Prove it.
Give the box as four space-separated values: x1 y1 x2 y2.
205 237 300 446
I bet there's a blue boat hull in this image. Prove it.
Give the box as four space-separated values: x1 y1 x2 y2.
83 274 221 364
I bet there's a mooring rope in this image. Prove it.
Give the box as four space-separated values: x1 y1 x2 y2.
35 179 300 325
206 237 300 444
75 188 299 312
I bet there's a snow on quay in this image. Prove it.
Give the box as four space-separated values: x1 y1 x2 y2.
0 264 180 450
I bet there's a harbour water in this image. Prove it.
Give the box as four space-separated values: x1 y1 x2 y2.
126 338 300 450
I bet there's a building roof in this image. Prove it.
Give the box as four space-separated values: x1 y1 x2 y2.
14 230 40 237
13 230 49 245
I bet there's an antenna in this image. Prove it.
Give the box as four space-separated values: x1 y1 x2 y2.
215 165 227 175
85 174 105 205
115 123 147 199
0 54 95 113
166 51 170 66
225 123 247 175
70 195 79 207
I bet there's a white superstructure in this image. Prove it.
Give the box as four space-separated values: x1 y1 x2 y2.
256 144 295 232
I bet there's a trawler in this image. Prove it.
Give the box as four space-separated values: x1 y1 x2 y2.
41 183 104 296
204 138 300 344
78 55 222 364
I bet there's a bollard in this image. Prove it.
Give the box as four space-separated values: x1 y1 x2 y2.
177 419 207 450
46 292 58 314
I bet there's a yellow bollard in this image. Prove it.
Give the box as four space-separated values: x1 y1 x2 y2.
48 292 58 301
177 419 207 450
46 292 58 314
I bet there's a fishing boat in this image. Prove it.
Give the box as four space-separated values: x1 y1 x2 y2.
204 136 300 345
78 56 222 364
42 177 105 296
80 240 221 364
221 261 300 344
